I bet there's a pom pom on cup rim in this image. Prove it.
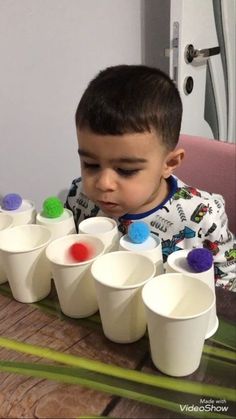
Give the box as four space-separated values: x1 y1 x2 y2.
2 193 22 211
128 221 150 244
187 248 213 273
42 197 64 218
68 242 94 262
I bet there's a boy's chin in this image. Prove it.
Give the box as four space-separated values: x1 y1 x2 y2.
97 203 126 218
101 207 125 218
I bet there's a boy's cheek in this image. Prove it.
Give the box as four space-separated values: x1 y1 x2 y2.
83 181 92 194
84 181 98 200
81 178 92 195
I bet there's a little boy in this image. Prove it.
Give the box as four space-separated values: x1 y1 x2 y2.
66 65 235 291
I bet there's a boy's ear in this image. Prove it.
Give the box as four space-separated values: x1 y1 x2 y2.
163 148 185 178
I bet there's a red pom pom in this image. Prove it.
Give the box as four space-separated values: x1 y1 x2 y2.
69 242 92 262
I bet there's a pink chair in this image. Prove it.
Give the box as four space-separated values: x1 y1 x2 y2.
175 134 236 235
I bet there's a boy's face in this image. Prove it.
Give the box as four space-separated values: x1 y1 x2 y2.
77 128 182 217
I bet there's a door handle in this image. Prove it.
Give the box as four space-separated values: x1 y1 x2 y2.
185 44 220 63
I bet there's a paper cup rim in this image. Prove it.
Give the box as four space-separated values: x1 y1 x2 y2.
0 199 35 213
142 273 216 320
119 232 161 249
167 249 214 275
0 224 52 253
36 208 74 225
79 216 117 232
46 233 105 267
91 251 155 290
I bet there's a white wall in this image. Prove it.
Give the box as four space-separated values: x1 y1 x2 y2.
0 0 142 210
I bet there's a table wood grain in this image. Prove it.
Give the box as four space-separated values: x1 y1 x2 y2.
0 283 235 419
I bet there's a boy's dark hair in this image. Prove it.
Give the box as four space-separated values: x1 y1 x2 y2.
75 65 182 149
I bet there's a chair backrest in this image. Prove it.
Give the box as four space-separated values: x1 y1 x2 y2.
175 134 236 234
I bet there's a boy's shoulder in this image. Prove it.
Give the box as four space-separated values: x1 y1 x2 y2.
173 177 225 203
140 176 227 236
167 177 226 223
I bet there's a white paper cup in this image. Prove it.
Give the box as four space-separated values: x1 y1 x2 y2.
119 233 164 275
166 249 218 338
0 224 52 303
0 213 13 230
46 234 105 318
0 199 36 226
36 208 76 240
91 251 155 343
79 217 119 252
142 273 215 377
0 213 14 284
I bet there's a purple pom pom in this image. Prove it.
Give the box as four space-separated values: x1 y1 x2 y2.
2 193 22 210
187 248 213 273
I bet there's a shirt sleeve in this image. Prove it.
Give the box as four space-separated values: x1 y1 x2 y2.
199 194 236 291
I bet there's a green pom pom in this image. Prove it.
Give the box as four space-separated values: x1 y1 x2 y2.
42 197 64 218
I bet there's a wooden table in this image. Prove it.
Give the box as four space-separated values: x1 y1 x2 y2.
0 283 235 419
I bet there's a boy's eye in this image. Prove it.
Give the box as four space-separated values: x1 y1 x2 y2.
117 168 140 177
83 162 100 170
82 162 139 177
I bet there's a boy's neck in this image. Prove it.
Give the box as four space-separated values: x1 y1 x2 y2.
144 176 170 212
127 176 170 217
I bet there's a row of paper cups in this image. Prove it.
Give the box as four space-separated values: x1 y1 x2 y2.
0 200 76 238
0 214 216 377
0 197 75 234
1 211 217 339
0 211 165 284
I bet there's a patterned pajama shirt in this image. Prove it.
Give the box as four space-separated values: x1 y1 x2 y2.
65 176 236 291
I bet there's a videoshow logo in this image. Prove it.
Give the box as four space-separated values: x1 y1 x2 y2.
180 399 229 413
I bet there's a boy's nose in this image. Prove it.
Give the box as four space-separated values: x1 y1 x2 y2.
95 169 116 191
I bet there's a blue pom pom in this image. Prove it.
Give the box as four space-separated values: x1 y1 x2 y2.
128 221 150 244
187 248 213 273
2 193 22 210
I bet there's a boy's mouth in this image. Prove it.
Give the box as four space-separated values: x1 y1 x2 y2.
98 200 118 208
97 200 126 217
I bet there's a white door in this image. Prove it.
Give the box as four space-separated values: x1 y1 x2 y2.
169 0 235 142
